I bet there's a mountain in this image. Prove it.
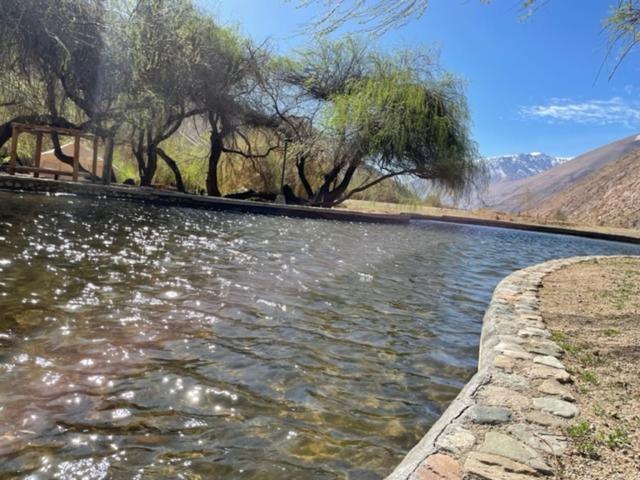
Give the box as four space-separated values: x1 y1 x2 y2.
525 146 640 229
478 134 640 213
485 152 572 183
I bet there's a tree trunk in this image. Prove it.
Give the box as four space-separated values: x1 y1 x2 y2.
157 148 185 193
133 131 146 183
140 128 157 187
296 155 314 198
206 119 224 197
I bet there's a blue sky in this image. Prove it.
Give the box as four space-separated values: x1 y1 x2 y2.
202 0 640 158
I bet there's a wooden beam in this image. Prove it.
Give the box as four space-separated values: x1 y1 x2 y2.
11 122 93 139
72 135 80 182
33 132 43 178
9 124 19 175
92 136 99 182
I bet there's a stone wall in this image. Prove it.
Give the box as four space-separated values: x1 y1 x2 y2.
386 256 635 480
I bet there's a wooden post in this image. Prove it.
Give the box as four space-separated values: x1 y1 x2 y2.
9 124 19 175
33 132 43 178
102 137 114 185
72 135 80 182
92 136 99 182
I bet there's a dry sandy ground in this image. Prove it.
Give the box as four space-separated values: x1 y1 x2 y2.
539 258 640 480
342 199 640 241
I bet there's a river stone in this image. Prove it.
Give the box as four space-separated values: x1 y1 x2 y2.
526 365 572 383
478 432 552 473
498 334 525 345
533 355 566 370
464 452 538 479
493 355 515 371
526 410 566 428
499 349 533 360
526 340 564 358
477 386 530 409
493 371 529 390
537 379 575 402
436 427 476 455
507 423 568 456
469 405 512 425
518 327 550 339
533 397 579 418
411 453 462 480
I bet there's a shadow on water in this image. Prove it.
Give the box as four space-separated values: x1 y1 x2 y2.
0 192 638 479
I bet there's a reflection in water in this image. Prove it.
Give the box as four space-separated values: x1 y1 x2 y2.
0 192 638 479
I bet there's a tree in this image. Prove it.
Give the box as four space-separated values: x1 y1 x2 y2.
291 0 428 35
188 22 278 196
271 40 482 207
0 0 130 177
122 0 210 190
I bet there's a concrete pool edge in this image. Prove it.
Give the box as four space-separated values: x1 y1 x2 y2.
1 174 639 244
0 174 407 225
385 255 639 480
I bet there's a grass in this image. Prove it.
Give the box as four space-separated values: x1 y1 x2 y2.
579 370 599 385
603 328 620 337
567 421 600 459
566 422 630 458
605 427 630 450
550 330 580 354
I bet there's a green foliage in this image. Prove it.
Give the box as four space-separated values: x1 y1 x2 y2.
605 427 630 450
567 421 601 458
550 330 579 354
567 421 630 457
579 370 599 385
0 1 477 205
279 39 481 206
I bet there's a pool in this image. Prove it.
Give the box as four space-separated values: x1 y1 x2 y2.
0 192 638 479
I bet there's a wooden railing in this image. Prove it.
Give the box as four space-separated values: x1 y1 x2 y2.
7 123 114 184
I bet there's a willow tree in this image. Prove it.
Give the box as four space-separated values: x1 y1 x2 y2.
276 41 481 207
119 0 215 190
292 0 428 34
0 0 124 160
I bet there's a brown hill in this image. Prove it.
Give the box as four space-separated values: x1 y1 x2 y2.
480 133 640 213
525 148 640 229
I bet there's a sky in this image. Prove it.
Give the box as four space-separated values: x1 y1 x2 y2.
201 0 640 158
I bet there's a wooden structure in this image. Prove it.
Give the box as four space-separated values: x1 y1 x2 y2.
8 123 114 184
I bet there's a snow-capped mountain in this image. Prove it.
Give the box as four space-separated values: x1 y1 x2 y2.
485 152 572 183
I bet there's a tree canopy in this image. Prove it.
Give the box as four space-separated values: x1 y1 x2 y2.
268 40 481 206
0 0 480 207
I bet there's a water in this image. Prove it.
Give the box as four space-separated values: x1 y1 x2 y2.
0 192 638 480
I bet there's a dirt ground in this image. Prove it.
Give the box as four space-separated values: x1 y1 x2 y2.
539 257 640 480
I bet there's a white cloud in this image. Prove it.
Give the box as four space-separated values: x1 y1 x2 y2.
520 97 640 127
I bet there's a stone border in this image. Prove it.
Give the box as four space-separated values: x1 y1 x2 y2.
386 255 638 480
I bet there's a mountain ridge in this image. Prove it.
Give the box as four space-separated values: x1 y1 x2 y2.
484 152 572 183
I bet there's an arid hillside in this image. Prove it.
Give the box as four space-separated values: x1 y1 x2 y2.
480 134 640 213
526 148 640 228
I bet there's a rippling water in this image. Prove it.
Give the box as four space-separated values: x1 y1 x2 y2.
0 192 638 479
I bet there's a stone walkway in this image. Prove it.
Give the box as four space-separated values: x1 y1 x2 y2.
385 256 637 480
